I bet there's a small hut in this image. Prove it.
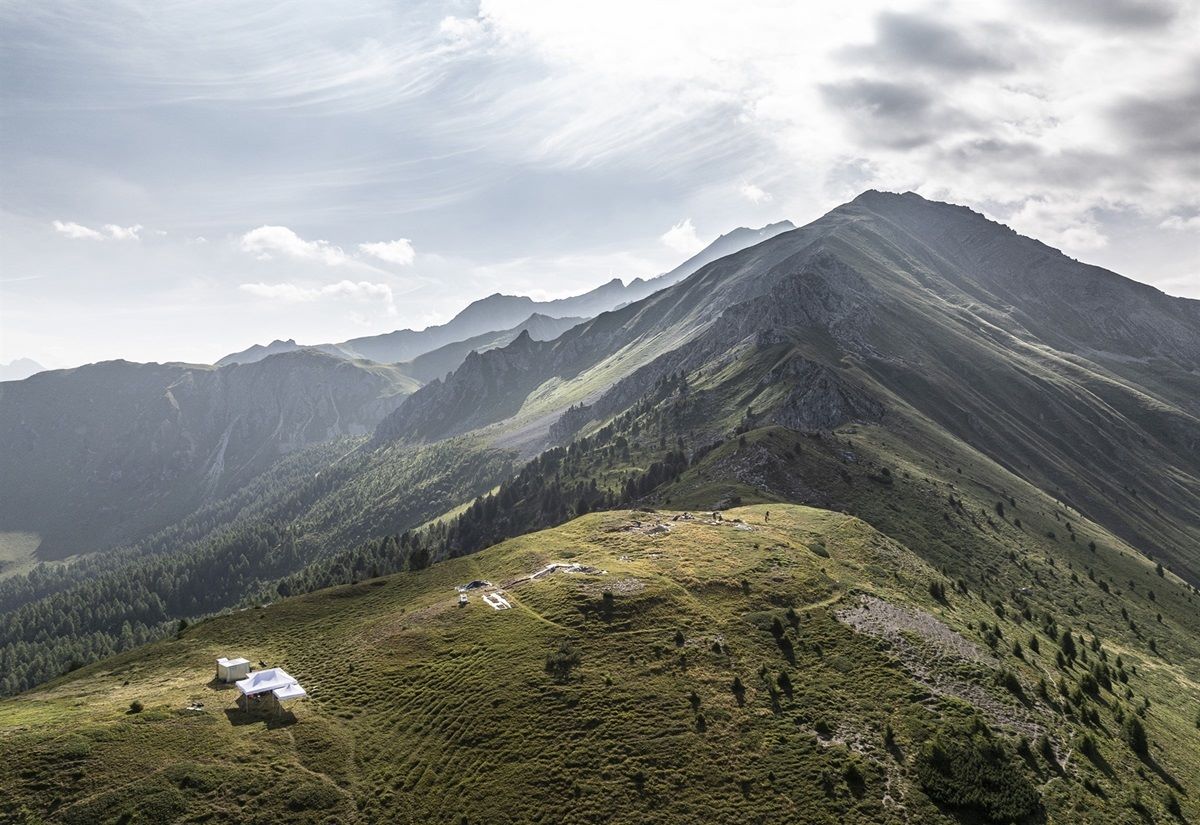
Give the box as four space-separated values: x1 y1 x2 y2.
216 656 251 683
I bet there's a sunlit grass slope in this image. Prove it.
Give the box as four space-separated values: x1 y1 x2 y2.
3 501 1198 824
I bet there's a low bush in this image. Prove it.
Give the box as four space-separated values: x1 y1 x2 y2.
916 718 1040 823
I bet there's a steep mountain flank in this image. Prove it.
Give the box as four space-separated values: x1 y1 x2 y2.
397 313 583 383
0 352 417 557
375 191 1200 583
377 331 555 443
373 224 852 444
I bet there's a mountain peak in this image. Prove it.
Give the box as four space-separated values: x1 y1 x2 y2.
846 189 991 225
0 357 46 382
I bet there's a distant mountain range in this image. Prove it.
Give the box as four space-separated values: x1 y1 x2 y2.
0 351 417 556
0 220 791 558
0 358 44 382
217 220 795 366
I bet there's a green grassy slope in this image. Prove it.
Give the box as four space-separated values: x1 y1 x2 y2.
0 434 516 694
3 502 1198 824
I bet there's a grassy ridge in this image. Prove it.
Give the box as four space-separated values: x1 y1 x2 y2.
3 502 1198 823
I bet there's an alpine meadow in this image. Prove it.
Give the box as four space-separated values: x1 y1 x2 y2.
2 2 1199 824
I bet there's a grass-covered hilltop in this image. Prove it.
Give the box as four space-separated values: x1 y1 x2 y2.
3 192 1200 823
5 421 1200 823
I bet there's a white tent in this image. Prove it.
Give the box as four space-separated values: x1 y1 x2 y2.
235 667 299 699
234 667 307 715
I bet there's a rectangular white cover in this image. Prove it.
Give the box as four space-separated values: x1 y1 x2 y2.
272 683 307 702
235 667 298 697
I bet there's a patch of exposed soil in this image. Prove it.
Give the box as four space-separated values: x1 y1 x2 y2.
603 518 672 535
580 577 646 596
837 595 1044 738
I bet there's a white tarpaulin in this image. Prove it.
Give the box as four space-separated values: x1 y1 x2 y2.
272 683 307 702
235 667 300 698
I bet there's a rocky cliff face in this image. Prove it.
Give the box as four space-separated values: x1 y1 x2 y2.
0 351 416 557
379 233 885 448
375 331 552 443
399 314 583 384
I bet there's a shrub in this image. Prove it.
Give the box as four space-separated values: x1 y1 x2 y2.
545 641 582 682
1123 715 1149 758
1059 630 1077 660
916 720 1040 823
929 580 947 603
128 700 144 714
1078 733 1099 762
1037 734 1055 763
775 671 794 699
1004 671 1026 698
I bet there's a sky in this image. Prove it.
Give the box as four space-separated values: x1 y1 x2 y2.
1 0 1198 369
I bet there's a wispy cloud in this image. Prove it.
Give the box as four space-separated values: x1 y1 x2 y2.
739 183 773 204
358 238 415 265
104 223 143 240
52 220 104 240
239 225 349 266
52 220 142 241
1007 199 1109 251
8 0 1200 368
1159 214 1200 231
659 219 705 256
239 280 396 313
